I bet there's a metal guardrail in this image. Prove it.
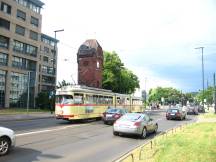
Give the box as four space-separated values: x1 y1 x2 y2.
115 123 190 162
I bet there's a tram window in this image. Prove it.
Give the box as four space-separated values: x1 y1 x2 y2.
56 95 73 104
104 96 111 104
93 95 98 104
74 93 83 104
98 96 104 104
86 95 93 104
117 97 120 104
110 97 113 104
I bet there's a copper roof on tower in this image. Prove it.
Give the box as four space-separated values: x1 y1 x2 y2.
78 39 102 56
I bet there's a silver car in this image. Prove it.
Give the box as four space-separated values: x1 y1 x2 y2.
113 113 158 138
0 127 16 156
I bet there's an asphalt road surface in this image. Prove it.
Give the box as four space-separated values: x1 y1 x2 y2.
1 110 198 162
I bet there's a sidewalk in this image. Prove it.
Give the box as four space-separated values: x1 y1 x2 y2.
0 112 55 122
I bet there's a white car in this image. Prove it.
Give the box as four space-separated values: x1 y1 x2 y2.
0 127 16 156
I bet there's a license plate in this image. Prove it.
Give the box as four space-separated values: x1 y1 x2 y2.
119 124 129 128
106 114 112 117
171 113 175 115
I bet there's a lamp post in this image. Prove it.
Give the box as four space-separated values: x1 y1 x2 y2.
214 73 216 114
53 29 64 89
27 71 31 114
49 29 64 114
195 47 205 112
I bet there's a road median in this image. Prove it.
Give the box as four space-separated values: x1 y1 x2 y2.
114 112 216 162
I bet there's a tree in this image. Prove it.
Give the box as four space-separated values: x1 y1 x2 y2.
148 87 182 105
35 92 51 109
102 51 140 94
195 87 214 105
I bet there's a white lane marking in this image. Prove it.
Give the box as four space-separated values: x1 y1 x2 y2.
16 124 89 137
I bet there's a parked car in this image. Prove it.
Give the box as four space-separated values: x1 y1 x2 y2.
187 106 199 115
0 127 16 156
113 113 158 138
166 107 187 120
102 107 128 124
198 105 205 113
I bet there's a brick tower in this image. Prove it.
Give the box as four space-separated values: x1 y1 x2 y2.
77 39 103 88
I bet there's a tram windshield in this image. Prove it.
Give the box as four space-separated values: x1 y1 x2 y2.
56 95 73 104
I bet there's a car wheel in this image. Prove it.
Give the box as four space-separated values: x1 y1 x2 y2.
104 121 108 125
141 127 147 139
0 137 10 156
113 131 119 136
166 117 169 120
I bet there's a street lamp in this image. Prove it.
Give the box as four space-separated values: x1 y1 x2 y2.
26 71 31 114
53 29 64 89
195 47 205 112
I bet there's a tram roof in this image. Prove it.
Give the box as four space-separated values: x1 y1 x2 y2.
56 85 141 99
57 85 112 94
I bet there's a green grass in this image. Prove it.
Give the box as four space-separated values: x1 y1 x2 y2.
151 123 216 162
0 108 51 114
199 112 216 119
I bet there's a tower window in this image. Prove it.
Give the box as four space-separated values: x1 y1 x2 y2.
83 61 89 66
96 61 100 68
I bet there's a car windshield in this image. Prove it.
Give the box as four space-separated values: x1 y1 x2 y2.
120 113 142 122
168 109 179 113
106 109 120 113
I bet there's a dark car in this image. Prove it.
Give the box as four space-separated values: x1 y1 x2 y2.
102 107 128 124
166 107 187 120
187 106 199 115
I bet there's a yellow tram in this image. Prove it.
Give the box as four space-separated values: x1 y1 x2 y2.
55 85 144 121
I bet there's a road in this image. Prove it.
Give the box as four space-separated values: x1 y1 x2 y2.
1 110 198 162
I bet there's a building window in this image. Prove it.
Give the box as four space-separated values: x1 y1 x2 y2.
41 66 55 75
0 35 9 49
10 72 28 108
16 10 26 21
44 47 49 53
0 18 10 30
43 56 48 63
15 0 27 7
31 16 39 27
26 44 37 56
13 40 37 57
13 40 24 53
0 52 8 66
41 37 55 47
15 25 25 36
29 3 40 13
1 2 11 14
50 58 55 65
12 56 25 69
42 75 55 84
29 30 38 41
15 0 41 13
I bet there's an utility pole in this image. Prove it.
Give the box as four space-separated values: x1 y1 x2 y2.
214 73 216 114
27 71 31 115
195 47 205 112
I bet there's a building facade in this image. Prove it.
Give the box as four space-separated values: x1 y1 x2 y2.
0 0 57 108
77 39 103 88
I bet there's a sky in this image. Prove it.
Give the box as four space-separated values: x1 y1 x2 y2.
41 0 216 95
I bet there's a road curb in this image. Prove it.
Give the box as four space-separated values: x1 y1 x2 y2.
0 115 55 122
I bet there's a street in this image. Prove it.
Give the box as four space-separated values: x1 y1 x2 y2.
1 110 198 162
